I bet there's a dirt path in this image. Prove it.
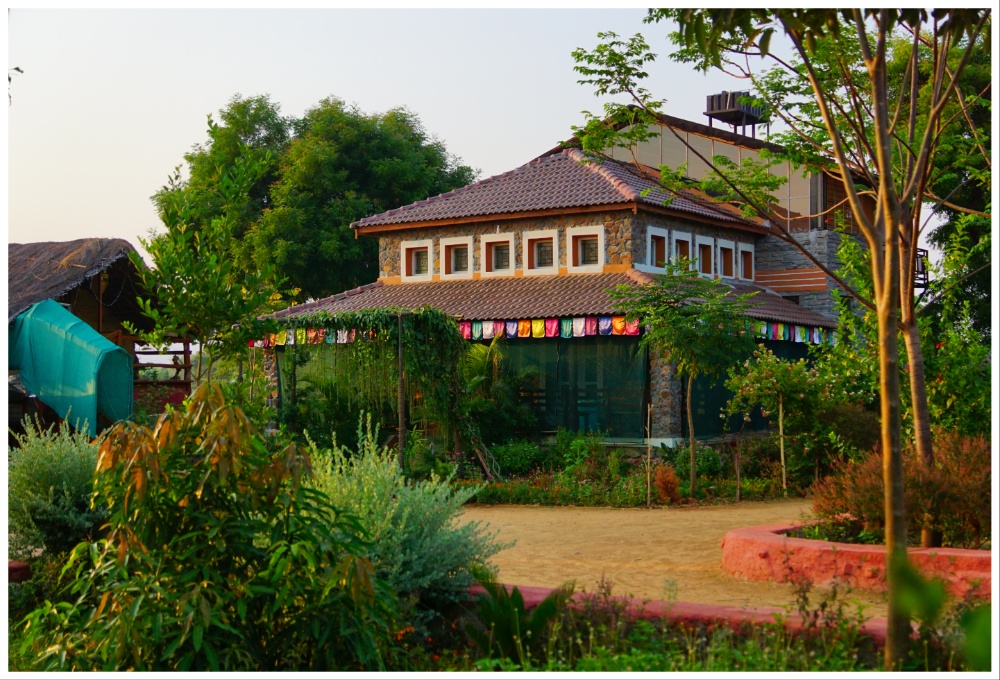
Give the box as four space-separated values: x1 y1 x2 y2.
460 499 887 617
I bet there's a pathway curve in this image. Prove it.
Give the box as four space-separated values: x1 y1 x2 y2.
460 499 888 617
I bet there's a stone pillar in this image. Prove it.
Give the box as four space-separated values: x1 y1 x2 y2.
262 346 280 436
649 348 683 440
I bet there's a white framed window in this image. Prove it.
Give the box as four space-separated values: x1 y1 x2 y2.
672 230 693 270
695 235 715 277
717 238 736 278
481 233 515 277
738 242 755 281
400 238 433 282
567 225 604 273
440 235 474 280
522 228 558 276
636 225 670 274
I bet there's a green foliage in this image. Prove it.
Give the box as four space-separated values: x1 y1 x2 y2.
466 568 574 670
277 307 476 462
463 335 537 446
132 137 285 381
491 440 545 478
921 308 991 438
700 154 788 219
609 259 758 384
658 441 727 480
158 95 476 301
8 418 105 559
8 552 73 623
307 418 508 626
20 384 394 672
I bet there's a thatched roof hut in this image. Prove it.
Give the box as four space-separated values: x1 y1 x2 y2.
8 238 153 331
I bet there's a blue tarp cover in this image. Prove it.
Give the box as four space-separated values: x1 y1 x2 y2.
9 299 133 436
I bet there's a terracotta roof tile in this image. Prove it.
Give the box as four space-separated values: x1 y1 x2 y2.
351 149 761 231
271 271 836 329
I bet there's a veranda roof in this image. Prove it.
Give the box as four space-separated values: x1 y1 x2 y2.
270 270 837 329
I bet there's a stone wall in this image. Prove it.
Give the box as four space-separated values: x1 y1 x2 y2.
632 213 757 268
755 229 849 320
377 210 635 278
648 348 683 439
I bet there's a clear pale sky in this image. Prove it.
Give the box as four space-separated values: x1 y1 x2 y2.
7 8 759 260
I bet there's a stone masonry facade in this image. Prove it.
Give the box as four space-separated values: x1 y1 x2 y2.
755 229 848 320
648 347 684 440
378 210 635 279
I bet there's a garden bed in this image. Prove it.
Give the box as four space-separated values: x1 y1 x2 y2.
720 523 991 600
472 582 894 648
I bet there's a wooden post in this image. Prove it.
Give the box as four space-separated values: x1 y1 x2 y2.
646 403 653 509
779 396 787 497
397 312 406 471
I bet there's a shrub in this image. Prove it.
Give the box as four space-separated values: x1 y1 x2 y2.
8 418 105 559
20 383 394 672
812 431 991 548
8 552 72 623
308 418 509 627
659 442 726 483
492 440 545 477
653 464 682 504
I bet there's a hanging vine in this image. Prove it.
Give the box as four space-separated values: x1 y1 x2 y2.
273 306 495 474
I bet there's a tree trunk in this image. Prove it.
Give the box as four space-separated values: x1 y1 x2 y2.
874 220 909 670
687 373 696 498
735 446 741 503
778 396 787 497
902 317 941 548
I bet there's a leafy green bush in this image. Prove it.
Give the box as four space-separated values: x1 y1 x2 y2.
20 384 394 672
8 552 72 623
308 418 508 626
659 442 727 481
8 418 105 559
492 440 545 477
466 567 573 669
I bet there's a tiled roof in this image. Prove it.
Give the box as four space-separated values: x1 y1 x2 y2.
272 271 836 329
351 149 762 231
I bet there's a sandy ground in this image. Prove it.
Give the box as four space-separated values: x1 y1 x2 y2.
460 499 888 618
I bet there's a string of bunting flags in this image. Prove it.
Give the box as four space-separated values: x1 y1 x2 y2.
253 317 834 347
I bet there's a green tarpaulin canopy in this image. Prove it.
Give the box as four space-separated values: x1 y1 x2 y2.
8 299 133 436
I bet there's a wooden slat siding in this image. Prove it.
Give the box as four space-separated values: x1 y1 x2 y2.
755 268 829 292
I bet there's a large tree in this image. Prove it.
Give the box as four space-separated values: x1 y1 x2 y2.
572 9 990 669
155 96 477 301
251 98 477 299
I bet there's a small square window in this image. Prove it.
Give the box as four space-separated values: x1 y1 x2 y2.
579 237 599 265
675 238 691 261
720 246 734 277
698 243 713 275
452 246 468 272
492 243 509 270
413 249 428 275
740 250 754 280
650 235 666 267
535 240 553 268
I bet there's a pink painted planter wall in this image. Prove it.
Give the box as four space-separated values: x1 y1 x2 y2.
470 583 891 647
721 524 991 601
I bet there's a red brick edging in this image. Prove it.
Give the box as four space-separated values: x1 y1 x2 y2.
470 583 891 647
720 524 991 601
9 560 31 583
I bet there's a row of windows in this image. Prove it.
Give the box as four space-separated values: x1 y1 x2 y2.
638 227 754 281
399 226 755 282
400 226 605 281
